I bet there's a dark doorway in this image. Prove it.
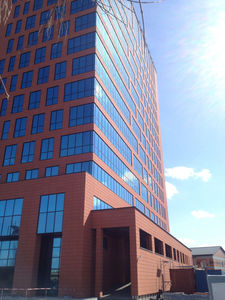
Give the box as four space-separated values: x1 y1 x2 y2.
0 267 14 288
37 235 61 295
37 235 53 289
102 227 130 295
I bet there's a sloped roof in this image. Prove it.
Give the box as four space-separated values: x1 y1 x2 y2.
191 246 224 256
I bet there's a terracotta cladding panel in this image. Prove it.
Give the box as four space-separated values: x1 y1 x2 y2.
91 207 192 296
133 210 192 295
5 173 87 290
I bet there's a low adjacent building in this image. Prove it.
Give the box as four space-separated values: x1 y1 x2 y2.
191 246 225 271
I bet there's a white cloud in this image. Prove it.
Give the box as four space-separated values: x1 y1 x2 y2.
195 169 212 182
122 170 136 182
165 166 212 182
191 210 215 219
165 181 178 199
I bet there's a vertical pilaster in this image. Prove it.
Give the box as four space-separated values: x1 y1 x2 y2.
95 227 103 297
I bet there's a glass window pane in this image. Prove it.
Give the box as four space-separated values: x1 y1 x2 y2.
5 200 14 216
8 249 16 259
0 250 8 259
48 194 56 212
7 259 15 266
0 201 6 216
11 216 21 235
10 240 18 249
46 212 54 233
14 198 23 215
54 211 63 232
2 216 12 235
0 218 3 235
37 213 46 233
2 241 10 249
56 194 64 211
51 257 60 269
0 260 7 267
40 195 48 212
53 237 61 247
52 247 60 258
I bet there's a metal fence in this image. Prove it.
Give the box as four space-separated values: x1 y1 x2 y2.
0 288 51 300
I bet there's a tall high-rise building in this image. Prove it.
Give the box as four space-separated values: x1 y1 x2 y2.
0 0 192 297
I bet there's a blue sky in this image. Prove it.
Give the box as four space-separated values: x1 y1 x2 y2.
140 0 225 249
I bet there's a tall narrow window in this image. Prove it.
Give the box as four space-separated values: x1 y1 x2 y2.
50 110 63 130
7 39 14 53
40 138 54 160
33 0 43 10
19 52 30 68
8 56 16 72
51 42 62 59
12 95 24 113
54 62 66 80
3 145 17 166
1 121 10 140
29 90 41 109
17 35 24 50
40 10 50 24
21 71 33 88
13 5 20 18
0 78 6 95
10 75 18 92
0 198 23 237
21 141 35 163
46 86 58 105
43 26 54 42
14 117 27 137
0 59 5 74
140 229 152 251
38 66 49 84
0 99 8 116
15 20 22 33
23 2 30 14
59 20 70 36
37 193 64 233
55 5 65 19
28 31 38 46
35 47 46 64
32 113 45 134
5 23 12 36
25 15 36 29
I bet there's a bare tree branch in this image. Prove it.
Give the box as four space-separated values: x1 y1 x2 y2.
0 0 12 25
0 75 9 99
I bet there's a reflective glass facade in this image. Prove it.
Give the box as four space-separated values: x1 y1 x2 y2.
0 0 167 229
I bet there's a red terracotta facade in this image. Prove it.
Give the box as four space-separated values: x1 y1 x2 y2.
0 0 192 297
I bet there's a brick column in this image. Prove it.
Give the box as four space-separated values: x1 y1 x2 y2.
95 227 103 297
129 224 138 297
